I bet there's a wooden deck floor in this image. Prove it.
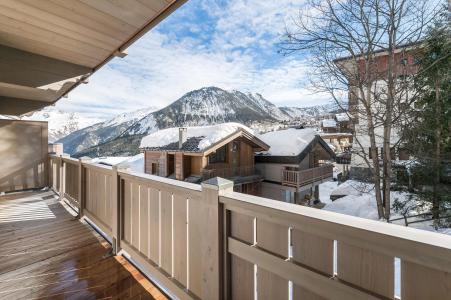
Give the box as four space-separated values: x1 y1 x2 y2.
0 190 168 300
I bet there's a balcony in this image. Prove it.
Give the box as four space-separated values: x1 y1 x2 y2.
45 155 451 299
201 165 260 181
0 189 166 299
282 164 333 188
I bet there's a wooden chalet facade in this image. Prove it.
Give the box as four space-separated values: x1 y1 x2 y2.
140 124 269 195
255 128 335 205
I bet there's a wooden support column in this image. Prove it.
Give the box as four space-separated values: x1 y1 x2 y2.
58 155 64 200
175 152 184 180
200 177 234 300
112 164 129 254
77 157 90 219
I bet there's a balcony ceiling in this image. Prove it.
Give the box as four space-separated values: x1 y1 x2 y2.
0 0 186 115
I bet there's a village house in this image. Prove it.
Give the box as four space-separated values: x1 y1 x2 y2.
139 123 269 195
320 132 353 153
336 45 418 178
320 118 337 133
254 128 335 205
320 112 353 134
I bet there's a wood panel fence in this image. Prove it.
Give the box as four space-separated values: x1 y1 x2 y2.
48 154 451 300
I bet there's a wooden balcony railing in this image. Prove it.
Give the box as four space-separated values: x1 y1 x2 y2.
202 165 258 181
48 154 451 300
282 164 333 187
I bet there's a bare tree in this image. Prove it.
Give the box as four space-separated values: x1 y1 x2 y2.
280 0 440 220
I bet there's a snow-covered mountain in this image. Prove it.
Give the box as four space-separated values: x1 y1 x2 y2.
63 87 338 157
57 107 157 154
4 107 100 142
127 87 290 135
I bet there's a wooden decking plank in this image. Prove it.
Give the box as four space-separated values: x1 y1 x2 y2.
0 191 167 300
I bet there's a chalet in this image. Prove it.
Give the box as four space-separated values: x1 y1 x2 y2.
321 118 338 133
139 123 269 195
320 132 353 153
335 112 353 133
255 128 335 205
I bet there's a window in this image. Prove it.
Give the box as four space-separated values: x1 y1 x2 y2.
232 141 239 152
400 58 408 66
208 145 227 164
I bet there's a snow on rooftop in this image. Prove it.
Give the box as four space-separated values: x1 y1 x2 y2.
91 154 145 173
140 123 254 151
119 154 144 173
335 113 350 122
91 156 130 166
257 128 317 156
322 119 337 128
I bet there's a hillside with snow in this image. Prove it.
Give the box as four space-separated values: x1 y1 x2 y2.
1 107 100 142
57 107 157 154
127 87 291 135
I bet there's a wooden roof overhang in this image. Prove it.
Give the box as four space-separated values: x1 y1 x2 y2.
0 0 186 115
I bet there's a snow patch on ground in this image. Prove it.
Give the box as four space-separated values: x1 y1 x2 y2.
320 180 451 235
320 179 450 298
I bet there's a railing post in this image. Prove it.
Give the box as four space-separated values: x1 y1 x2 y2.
58 155 64 201
112 164 128 255
200 177 234 300
77 157 90 219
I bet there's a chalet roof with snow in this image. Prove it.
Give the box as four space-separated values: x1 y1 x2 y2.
255 128 335 164
335 113 350 122
322 119 337 128
140 123 269 154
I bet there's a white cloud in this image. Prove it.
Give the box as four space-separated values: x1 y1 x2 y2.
57 0 330 120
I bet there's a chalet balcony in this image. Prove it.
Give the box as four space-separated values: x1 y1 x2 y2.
0 154 450 300
201 165 260 181
282 165 333 188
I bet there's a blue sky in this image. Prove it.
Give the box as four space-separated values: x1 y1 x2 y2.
57 0 330 121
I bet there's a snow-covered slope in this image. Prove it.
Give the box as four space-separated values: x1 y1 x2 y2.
15 107 99 142
127 87 290 135
57 106 157 154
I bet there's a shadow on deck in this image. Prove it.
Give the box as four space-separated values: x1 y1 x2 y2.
0 190 167 300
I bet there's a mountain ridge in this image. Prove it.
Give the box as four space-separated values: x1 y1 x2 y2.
58 87 337 157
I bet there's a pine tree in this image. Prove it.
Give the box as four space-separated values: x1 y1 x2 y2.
400 12 451 226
